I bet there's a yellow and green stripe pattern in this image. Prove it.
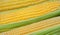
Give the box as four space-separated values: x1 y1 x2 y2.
0 0 60 35
0 16 60 35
